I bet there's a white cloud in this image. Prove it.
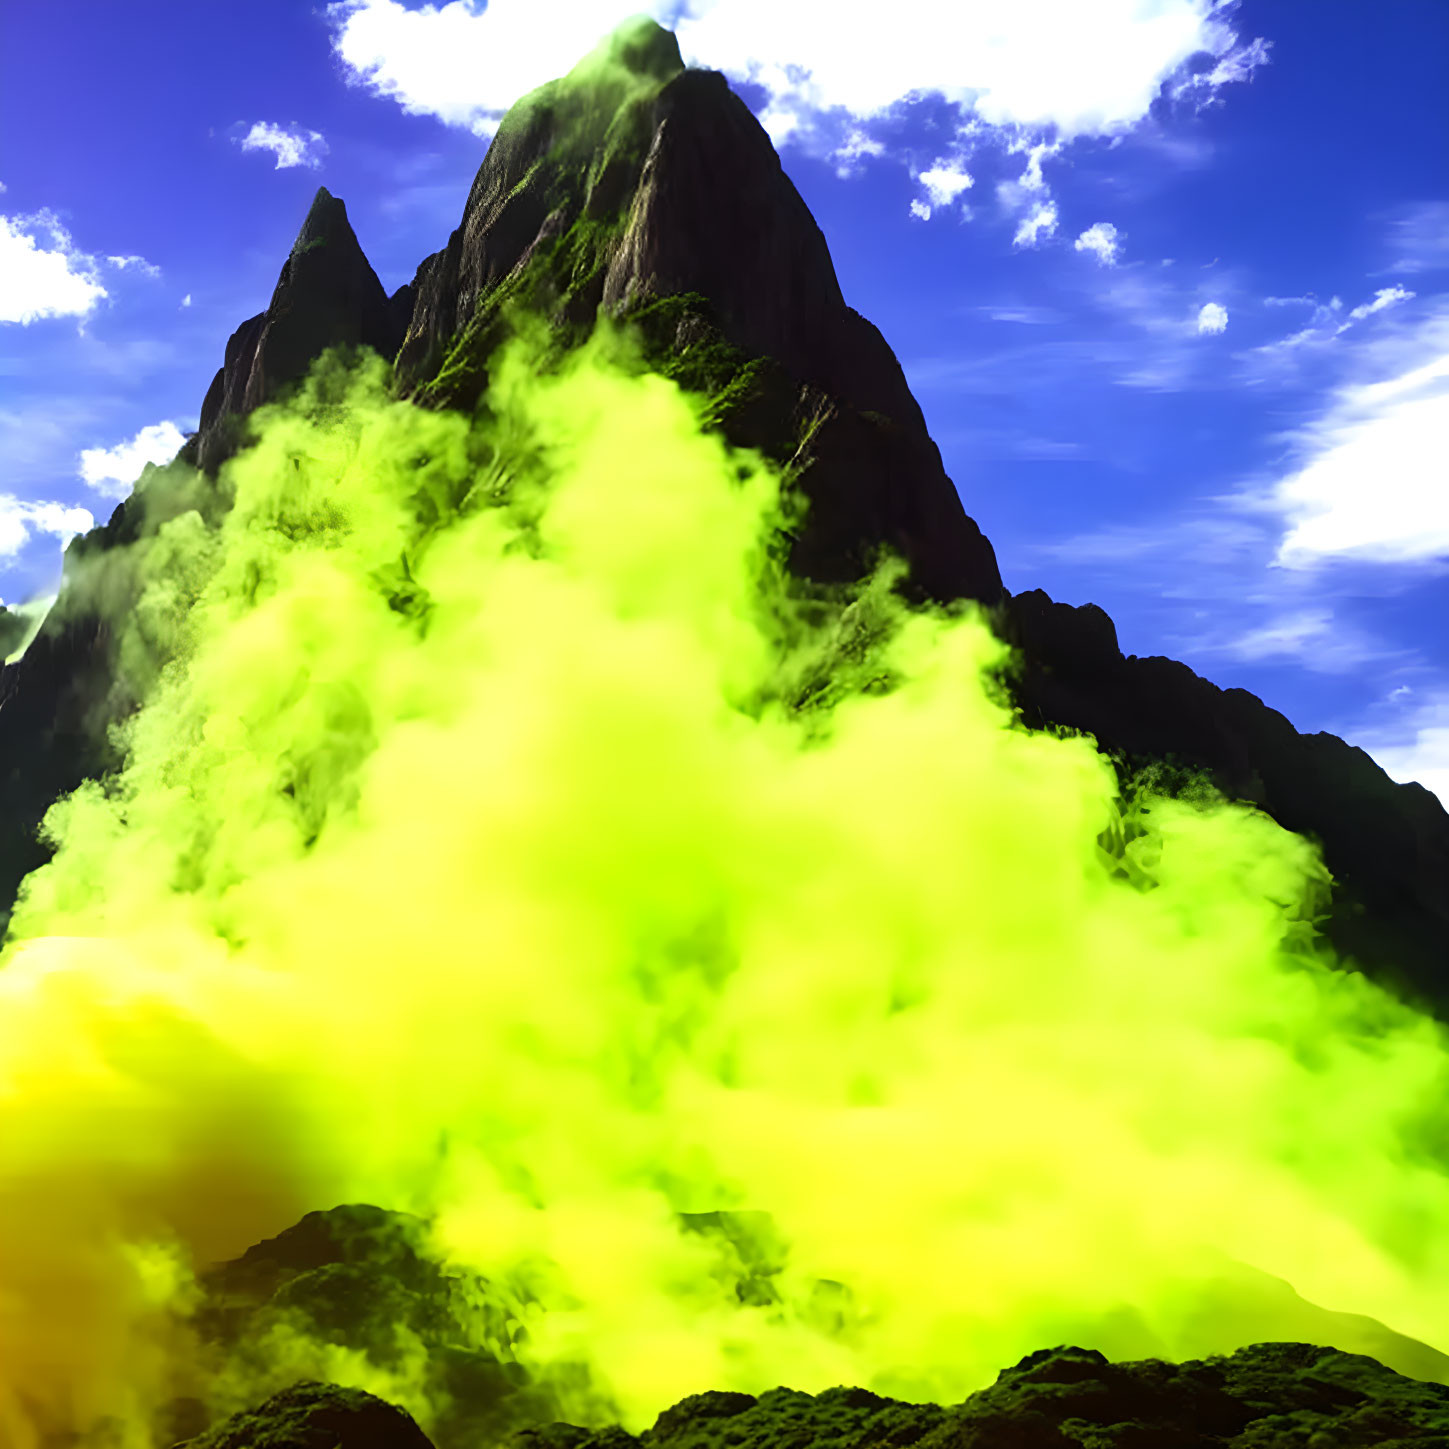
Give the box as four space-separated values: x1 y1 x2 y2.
78 421 188 500
238 122 329 170
1171 34 1271 99
1242 286 1420 381
990 138 1065 238
181 293 192 308
1196 301 1228 334
1355 690 1449 810
917 163 973 209
670 0 1266 138
832 128 886 179
1348 285 1414 322
0 495 94 559
0 210 108 325
1382 201 1449 276
105 254 161 279
977 304 1061 324
1074 221 1121 265
327 0 651 137
1265 303 1449 568
1210 608 1398 674
1013 200 1058 249
327 0 1269 220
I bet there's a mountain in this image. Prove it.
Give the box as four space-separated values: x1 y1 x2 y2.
6 16 1449 1447
6 18 1445 1005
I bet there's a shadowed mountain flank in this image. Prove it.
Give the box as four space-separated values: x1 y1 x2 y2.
1003 589 1449 1009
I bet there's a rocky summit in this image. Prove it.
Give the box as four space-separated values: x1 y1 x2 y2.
6 15 1449 1448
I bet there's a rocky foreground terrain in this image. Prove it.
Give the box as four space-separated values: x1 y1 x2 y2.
147 1204 1449 1447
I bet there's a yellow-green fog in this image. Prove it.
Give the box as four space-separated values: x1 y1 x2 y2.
3 316 1449 1446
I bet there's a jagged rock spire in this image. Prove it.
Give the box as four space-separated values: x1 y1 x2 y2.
181 187 410 474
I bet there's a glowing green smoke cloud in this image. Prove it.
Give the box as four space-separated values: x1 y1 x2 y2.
3 316 1449 1446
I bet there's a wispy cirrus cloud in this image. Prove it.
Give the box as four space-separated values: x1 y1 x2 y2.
1020 507 1417 687
1349 285 1414 321
970 303 1063 325
104 254 161 279
1380 201 1449 277
907 260 1242 397
1201 607 1411 675
1240 284 1417 380
1254 299 1449 569
237 121 329 170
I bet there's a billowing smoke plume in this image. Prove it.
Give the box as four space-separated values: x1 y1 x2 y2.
3 314 1448 1447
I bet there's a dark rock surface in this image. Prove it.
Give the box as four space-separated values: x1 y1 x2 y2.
0 604 119 937
1002 588 1449 1009
507 1343 1449 1448
180 186 407 477
176 1380 435 1449
168 1205 558 1449
167 1336 1449 1448
389 16 1004 609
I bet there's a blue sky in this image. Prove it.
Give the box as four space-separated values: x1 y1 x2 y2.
1 0 1446 803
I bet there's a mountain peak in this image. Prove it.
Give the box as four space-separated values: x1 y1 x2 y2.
178 188 405 475
288 185 359 266
572 13 684 84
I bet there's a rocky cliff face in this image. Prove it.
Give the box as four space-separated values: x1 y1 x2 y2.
180 186 411 476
